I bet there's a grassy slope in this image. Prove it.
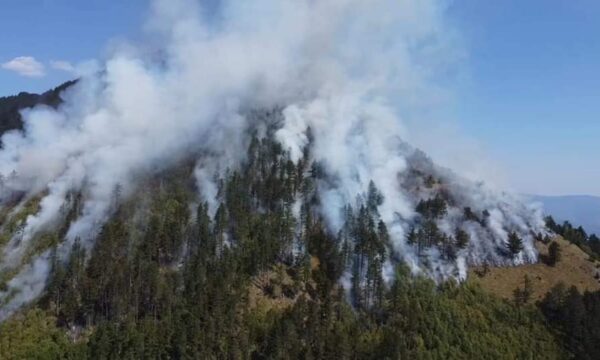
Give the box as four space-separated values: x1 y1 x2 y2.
469 236 600 302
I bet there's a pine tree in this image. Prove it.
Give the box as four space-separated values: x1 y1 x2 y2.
45 248 66 317
61 239 86 326
416 195 447 220
367 180 383 213
507 232 524 257
547 241 561 266
455 228 470 250
197 201 214 256
513 275 533 306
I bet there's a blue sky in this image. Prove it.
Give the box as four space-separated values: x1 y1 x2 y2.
0 0 599 196
0 0 146 94
449 0 600 196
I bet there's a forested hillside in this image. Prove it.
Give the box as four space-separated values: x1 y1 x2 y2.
0 103 597 358
1 0 598 357
0 130 566 359
0 80 76 136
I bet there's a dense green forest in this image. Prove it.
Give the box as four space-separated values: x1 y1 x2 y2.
0 93 599 359
0 122 596 359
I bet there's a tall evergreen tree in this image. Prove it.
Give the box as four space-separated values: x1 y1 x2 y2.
507 232 524 257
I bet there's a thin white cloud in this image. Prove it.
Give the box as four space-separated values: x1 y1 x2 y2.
1 56 45 77
50 60 76 74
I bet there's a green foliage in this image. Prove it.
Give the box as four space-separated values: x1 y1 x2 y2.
0 309 81 359
21 233 60 267
507 231 524 257
539 283 600 359
376 270 563 359
548 241 561 266
0 197 56 291
247 267 565 359
416 195 447 220
546 216 600 260
343 202 388 310
455 228 470 249
513 275 534 306
0 195 44 254
0 123 580 359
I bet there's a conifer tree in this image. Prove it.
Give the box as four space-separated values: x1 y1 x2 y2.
507 231 524 257
455 228 470 250
547 241 561 266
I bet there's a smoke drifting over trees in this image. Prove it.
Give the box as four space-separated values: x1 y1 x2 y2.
0 0 545 319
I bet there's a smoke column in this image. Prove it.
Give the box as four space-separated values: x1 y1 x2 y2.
0 0 544 319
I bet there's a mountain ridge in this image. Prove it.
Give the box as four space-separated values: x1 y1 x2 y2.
530 194 600 235
0 80 76 137
0 79 596 360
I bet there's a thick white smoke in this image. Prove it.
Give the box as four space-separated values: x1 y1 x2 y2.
0 0 543 318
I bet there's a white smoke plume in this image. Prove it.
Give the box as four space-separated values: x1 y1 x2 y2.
0 0 544 318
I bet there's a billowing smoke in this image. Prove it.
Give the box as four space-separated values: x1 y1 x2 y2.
0 0 544 318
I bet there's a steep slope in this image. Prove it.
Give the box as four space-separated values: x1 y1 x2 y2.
0 155 568 358
0 85 575 360
469 236 600 303
1 1 599 358
0 0 553 320
0 106 548 318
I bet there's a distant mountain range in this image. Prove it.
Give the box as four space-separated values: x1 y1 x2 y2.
531 195 600 235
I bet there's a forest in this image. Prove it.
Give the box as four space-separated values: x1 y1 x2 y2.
545 216 600 261
0 122 598 359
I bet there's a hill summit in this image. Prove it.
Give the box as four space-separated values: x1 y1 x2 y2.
0 96 546 319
